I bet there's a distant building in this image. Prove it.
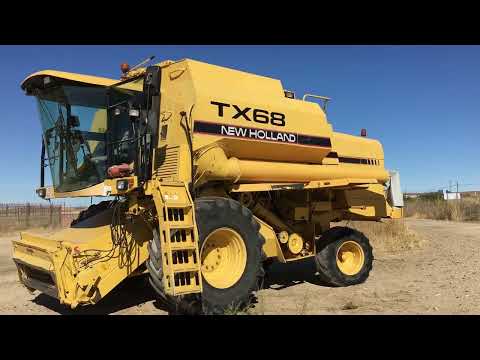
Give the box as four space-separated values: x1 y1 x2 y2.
404 189 477 200
442 190 461 200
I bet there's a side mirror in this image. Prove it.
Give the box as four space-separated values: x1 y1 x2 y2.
127 93 147 123
143 66 160 96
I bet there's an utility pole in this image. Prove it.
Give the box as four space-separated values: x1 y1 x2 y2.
449 180 452 193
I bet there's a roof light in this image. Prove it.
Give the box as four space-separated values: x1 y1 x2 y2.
120 63 130 74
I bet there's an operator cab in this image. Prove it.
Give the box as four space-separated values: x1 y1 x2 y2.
21 71 149 196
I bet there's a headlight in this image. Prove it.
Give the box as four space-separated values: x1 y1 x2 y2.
116 180 129 191
36 188 46 198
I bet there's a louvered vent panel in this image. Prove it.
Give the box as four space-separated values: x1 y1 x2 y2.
155 146 180 180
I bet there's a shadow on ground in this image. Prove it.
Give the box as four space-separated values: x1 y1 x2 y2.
31 275 171 315
31 260 330 315
263 257 332 290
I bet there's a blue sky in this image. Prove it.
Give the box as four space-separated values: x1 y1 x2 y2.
1 45 479 205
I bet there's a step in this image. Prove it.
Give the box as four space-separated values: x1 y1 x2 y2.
172 264 201 273
164 202 192 208
168 224 194 230
169 243 197 250
155 181 202 297
173 285 202 295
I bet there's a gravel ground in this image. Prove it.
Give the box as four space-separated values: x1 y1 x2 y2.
1 218 479 315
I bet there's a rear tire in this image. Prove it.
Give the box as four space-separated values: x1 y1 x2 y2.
314 227 373 287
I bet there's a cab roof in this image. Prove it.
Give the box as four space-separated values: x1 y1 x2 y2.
21 70 143 92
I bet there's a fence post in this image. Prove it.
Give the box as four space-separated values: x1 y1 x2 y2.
26 202 31 228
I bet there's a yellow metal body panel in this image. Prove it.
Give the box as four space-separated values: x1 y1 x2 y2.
229 179 378 193
194 145 388 185
144 59 388 186
255 217 286 263
235 159 389 183
342 183 389 219
42 182 110 199
187 60 333 164
332 132 385 166
388 205 404 219
40 177 138 199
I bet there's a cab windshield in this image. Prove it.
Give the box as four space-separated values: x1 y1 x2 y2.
36 84 139 192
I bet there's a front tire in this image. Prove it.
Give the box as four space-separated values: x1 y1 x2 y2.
195 197 265 314
147 197 265 315
314 227 373 287
146 228 200 314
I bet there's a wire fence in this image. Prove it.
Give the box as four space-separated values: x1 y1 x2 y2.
0 203 84 232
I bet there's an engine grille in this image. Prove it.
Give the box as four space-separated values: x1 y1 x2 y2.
154 146 180 180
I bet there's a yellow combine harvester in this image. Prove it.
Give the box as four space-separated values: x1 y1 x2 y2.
12 57 404 314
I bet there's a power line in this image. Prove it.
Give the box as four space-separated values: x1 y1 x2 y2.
404 182 480 194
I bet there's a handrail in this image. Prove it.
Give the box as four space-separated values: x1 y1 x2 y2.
302 94 331 111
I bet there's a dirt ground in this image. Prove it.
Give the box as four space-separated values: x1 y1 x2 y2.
1 218 479 315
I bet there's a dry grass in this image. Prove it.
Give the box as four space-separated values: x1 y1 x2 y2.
0 204 81 234
338 219 425 253
0 215 80 234
0 221 63 234
296 290 310 315
224 300 257 315
405 198 480 222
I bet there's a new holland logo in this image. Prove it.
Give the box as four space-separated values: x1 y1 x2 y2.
220 125 297 143
193 121 332 148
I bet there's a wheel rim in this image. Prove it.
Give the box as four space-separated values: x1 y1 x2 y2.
200 227 247 289
336 240 365 276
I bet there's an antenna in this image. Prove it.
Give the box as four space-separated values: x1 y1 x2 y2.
129 55 156 72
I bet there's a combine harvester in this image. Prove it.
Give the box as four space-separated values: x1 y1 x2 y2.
12 57 403 314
